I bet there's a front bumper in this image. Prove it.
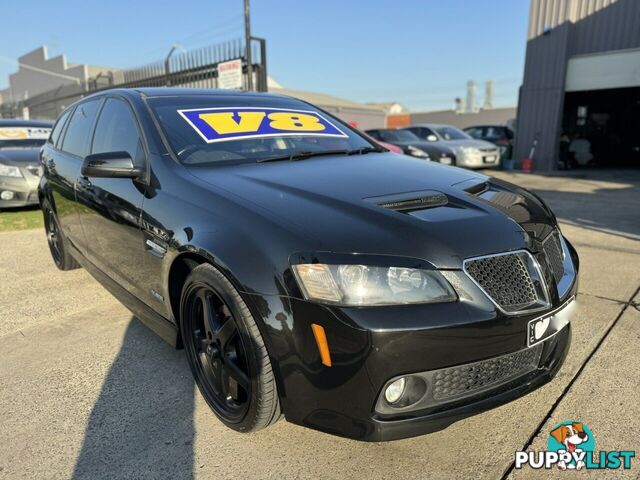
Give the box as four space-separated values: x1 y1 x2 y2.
367 324 570 441
0 174 39 208
457 150 501 169
249 245 579 441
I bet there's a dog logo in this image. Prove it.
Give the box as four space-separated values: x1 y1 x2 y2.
548 422 593 470
515 420 635 471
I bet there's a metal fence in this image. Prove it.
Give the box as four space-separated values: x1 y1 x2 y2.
0 37 267 120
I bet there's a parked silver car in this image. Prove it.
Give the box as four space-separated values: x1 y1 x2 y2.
0 119 51 208
402 124 500 169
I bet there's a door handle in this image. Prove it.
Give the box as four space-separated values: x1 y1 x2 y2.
76 176 92 189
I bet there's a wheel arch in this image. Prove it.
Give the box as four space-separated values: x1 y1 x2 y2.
166 249 277 353
166 248 287 412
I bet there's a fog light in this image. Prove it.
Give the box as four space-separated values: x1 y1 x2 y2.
384 377 406 404
1 191 14 200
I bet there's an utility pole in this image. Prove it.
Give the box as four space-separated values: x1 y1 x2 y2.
244 0 253 91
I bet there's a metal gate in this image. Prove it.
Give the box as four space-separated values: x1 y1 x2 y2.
1 37 267 120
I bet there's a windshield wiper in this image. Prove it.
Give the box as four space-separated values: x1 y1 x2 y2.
347 146 385 155
257 146 385 163
256 149 350 163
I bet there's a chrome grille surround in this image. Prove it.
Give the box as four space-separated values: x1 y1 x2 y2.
463 250 550 315
542 231 565 284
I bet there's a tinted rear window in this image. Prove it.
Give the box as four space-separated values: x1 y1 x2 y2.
61 99 103 157
49 110 71 147
377 130 419 142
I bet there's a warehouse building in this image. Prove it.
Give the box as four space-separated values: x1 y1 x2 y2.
269 87 386 130
516 0 640 170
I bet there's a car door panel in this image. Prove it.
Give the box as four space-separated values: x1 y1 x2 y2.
76 97 148 300
45 100 102 254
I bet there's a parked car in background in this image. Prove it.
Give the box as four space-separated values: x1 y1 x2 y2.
464 125 514 160
360 130 403 154
0 119 52 208
365 128 455 164
402 124 500 169
378 141 403 154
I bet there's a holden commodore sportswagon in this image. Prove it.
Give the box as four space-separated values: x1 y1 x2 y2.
39 88 578 441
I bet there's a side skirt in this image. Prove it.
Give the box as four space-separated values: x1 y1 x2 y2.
68 242 179 348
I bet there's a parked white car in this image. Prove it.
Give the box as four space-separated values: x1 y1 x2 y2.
402 124 501 169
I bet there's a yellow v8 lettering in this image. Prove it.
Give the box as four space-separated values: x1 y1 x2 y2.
178 107 347 143
198 111 266 134
267 112 326 132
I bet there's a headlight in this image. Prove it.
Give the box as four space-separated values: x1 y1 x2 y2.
457 146 476 154
292 264 457 306
406 145 430 159
0 163 22 178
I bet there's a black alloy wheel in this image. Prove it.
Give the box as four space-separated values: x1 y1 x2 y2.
180 264 281 432
185 284 251 421
42 200 79 271
45 209 62 265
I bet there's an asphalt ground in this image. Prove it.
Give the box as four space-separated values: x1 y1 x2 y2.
1 170 639 479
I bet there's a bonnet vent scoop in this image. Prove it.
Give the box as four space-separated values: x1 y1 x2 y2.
365 190 448 213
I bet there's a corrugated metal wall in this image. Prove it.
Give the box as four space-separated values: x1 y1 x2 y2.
516 0 640 170
527 0 619 39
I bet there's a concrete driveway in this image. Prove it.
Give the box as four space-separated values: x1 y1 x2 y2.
1 170 639 479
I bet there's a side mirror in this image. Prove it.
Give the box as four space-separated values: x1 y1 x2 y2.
427 134 438 142
81 151 142 178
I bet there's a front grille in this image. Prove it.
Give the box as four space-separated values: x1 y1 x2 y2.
479 147 497 153
432 343 543 402
465 253 538 310
543 232 565 284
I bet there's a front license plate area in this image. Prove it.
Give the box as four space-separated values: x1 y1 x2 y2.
483 155 496 163
527 297 576 347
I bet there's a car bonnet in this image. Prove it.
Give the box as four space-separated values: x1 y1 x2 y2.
187 153 554 268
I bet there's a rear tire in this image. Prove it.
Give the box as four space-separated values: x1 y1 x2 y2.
42 199 80 271
180 263 281 432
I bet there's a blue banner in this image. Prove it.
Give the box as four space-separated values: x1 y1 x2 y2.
178 107 348 143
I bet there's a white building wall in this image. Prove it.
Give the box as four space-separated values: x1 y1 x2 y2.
0 46 111 104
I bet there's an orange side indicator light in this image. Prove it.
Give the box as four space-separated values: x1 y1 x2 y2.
311 323 332 367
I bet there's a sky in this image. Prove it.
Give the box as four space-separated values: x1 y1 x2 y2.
0 0 530 112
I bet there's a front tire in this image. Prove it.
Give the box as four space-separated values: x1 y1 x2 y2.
180 263 281 432
42 199 80 271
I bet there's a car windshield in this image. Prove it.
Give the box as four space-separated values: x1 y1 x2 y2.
377 130 419 142
147 95 375 165
0 125 50 150
434 126 470 141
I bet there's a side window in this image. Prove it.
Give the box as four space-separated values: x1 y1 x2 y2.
466 127 481 138
48 109 71 147
91 98 145 167
486 127 502 139
420 127 438 140
61 99 103 158
368 131 381 140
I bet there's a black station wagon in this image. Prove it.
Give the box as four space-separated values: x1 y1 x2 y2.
39 88 578 441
